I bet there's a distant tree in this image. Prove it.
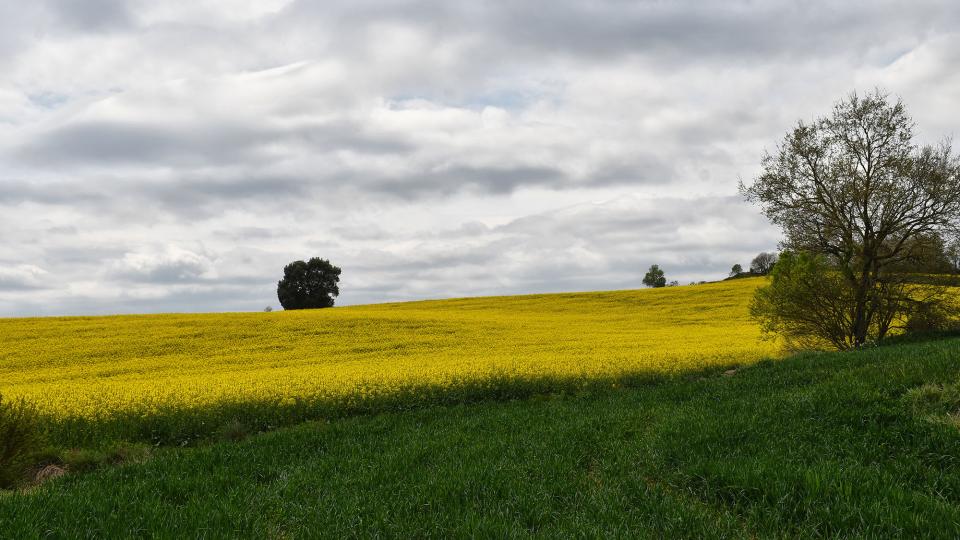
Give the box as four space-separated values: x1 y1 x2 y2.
642 265 667 288
913 233 960 274
948 237 960 273
730 263 743 277
263 306 273 313
667 280 679 287
750 252 778 275
277 258 342 310
742 90 960 348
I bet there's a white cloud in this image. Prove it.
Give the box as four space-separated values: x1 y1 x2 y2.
110 246 216 284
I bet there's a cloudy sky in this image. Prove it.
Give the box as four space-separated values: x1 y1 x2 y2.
1 0 958 316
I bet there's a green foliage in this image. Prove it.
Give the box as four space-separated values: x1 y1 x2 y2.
741 90 960 347
904 300 959 336
642 264 666 288
276 257 341 310
750 251 859 350
749 250 959 350
0 394 42 489
730 263 743 276
5 338 960 536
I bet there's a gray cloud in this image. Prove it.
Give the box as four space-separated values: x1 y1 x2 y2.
46 0 134 32
17 118 414 167
365 165 570 198
18 121 265 167
0 265 50 292
0 1 958 316
335 195 780 303
280 0 959 65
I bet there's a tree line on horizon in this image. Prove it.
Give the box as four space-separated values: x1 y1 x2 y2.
639 251 781 290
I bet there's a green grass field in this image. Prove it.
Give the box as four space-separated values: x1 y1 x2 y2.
4 337 960 537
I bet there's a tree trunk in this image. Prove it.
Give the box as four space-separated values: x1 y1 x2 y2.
849 258 876 348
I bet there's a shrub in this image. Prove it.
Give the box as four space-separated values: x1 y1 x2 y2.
750 251 856 350
0 394 43 489
904 300 959 336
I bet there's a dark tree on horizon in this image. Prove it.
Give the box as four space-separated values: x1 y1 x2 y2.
277 258 341 310
750 252 778 275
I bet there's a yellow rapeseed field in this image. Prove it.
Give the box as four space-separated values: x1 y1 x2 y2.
0 278 775 440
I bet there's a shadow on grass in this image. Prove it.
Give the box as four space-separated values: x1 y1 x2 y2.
22 333 960 486
41 363 747 451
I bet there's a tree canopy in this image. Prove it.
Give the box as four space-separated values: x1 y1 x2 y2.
742 90 960 348
642 265 666 288
277 258 342 310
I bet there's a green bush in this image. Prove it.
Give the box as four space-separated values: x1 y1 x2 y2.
749 251 857 350
0 394 43 489
905 300 959 336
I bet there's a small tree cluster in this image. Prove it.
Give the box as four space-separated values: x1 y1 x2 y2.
750 252 778 275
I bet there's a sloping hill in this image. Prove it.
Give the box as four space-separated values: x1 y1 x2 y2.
0 278 775 446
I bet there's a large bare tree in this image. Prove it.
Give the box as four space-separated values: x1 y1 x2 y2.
742 90 960 348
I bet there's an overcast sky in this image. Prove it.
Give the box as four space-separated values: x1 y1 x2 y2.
1 0 958 316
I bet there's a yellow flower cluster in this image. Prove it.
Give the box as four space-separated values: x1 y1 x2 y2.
0 279 777 423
